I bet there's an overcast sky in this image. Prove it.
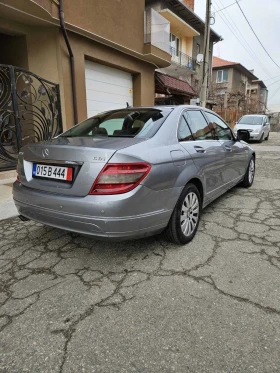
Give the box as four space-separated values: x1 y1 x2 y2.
194 0 280 106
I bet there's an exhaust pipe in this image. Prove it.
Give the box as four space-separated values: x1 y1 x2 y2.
18 215 30 222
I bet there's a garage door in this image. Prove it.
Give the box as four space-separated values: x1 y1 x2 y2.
85 60 133 118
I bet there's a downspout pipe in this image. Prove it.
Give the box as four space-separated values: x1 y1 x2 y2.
59 0 78 124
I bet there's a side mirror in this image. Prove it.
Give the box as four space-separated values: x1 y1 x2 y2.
237 129 250 142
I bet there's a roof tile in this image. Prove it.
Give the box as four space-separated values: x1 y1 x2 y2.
212 56 238 68
155 72 195 95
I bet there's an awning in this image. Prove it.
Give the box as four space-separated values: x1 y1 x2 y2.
155 72 196 97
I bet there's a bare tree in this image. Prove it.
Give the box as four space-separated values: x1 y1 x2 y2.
210 83 266 114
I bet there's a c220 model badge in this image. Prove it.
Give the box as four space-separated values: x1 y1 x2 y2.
93 156 106 162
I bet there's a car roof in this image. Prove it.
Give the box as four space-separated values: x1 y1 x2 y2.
89 105 214 120
126 105 208 110
241 114 266 117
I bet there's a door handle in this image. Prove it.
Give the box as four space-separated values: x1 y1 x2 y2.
224 145 232 152
194 146 206 153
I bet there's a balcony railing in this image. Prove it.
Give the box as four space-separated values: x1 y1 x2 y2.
170 47 196 71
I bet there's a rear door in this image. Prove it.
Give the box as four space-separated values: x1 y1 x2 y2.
204 111 248 185
178 110 226 200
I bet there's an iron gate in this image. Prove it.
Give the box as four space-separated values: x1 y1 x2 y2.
0 64 62 171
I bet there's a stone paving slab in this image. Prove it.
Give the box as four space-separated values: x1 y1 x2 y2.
0 135 280 373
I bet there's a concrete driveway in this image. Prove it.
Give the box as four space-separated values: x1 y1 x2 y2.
1 133 280 373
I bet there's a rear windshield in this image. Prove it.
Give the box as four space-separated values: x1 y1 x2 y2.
60 108 172 138
238 116 263 125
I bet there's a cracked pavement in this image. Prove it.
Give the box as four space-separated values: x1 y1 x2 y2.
1 133 280 373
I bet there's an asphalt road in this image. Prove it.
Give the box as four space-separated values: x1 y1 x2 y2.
1 134 280 373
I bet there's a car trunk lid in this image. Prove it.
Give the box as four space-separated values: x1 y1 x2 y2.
19 137 146 197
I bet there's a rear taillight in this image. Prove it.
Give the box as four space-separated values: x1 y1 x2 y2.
89 162 151 195
16 165 21 182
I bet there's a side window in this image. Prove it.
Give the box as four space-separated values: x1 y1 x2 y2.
205 112 233 140
178 115 193 141
184 111 213 140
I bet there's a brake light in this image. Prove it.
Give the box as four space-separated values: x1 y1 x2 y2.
16 165 20 182
89 162 151 195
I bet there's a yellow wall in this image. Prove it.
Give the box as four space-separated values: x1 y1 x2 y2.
64 0 146 55
170 25 193 57
26 28 61 84
0 1 157 130
0 34 29 69
181 37 193 57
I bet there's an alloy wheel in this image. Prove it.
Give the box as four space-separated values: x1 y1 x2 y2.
180 192 199 237
248 158 255 184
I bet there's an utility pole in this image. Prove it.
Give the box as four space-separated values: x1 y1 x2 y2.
200 0 211 108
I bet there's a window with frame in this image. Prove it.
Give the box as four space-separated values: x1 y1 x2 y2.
205 112 233 140
216 69 229 83
100 119 125 135
178 116 193 141
184 111 213 140
170 33 180 57
60 109 172 138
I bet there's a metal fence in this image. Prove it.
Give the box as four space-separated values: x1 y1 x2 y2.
169 47 196 71
0 64 62 171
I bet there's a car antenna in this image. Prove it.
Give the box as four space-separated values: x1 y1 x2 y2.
126 102 131 108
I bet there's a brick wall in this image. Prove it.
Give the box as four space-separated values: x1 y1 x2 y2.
182 0 194 11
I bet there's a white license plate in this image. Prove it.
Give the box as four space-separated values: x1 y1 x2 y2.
32 164 73 181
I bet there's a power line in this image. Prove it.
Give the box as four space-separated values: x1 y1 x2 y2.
214 0 272 78
235 1 280 69
264 74 280 82
269 85 280 100
214 0 241 13
212 1 273 78
213 0 272 78
267 78 280 88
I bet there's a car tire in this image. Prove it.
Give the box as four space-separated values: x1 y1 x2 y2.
164 183 201 245
265 132 269 140
241 156 255 188
258 133 264 143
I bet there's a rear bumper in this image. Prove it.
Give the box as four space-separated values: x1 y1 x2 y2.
13 182 175 240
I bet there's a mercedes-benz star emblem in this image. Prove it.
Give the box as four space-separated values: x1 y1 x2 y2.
42 148 49 158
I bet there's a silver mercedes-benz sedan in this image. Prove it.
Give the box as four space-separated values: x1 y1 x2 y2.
13 106 255 244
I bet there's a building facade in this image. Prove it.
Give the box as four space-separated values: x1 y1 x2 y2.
247 79 268 113
211 57 268 114
0 0 172 130
145 0 222 104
